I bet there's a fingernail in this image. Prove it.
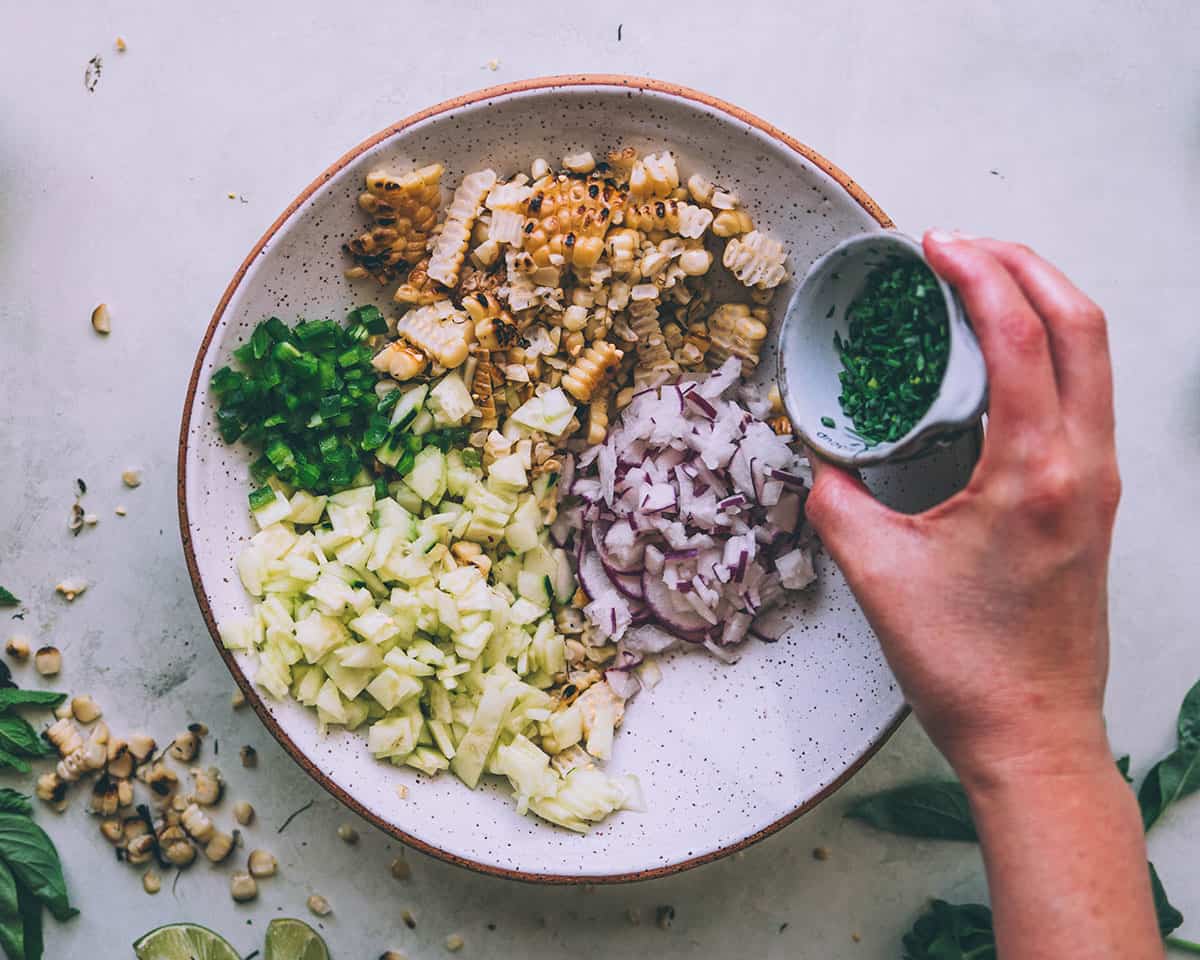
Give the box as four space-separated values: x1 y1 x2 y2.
926 228 956 244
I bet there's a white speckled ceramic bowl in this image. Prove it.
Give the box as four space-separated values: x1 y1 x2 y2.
779 231 988 467
179 76 979 882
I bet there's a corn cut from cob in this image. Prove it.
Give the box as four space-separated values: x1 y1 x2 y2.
427 169 497 288
394 300 473 369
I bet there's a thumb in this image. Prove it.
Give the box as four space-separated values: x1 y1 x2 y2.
804 451 902 566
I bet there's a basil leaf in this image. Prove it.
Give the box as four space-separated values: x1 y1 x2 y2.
0 795 30 818
1116 754 1133 784
0 718 51 760
0 750 30 776
902 900 995 960
1139 750 1200 830
1150 862 1183 938
0 692 65 712
845 781 978 842
0 815 76 922
0 590 17 608
0 860 24 960
1177 679 1200 752
17 882 43 960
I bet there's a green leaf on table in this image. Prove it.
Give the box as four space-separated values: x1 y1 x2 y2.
1138 679 1200 830
0 859 25 960
0 590 17 609
901 899 995 960
1116 754 1133 784
0 750 30 776
0 692 65 712
0 795 30 818
17 882 43 960
1150 862 1184 938
845 780 978 842
0 718 52 761
0 815 76 922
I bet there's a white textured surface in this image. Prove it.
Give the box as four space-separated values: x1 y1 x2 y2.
1 1 1198 956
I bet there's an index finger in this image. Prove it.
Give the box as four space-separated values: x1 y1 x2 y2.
923 230 1061 443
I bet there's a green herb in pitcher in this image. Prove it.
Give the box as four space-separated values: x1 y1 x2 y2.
833 260 949 445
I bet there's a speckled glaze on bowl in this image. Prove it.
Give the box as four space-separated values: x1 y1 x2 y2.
178 75 979 883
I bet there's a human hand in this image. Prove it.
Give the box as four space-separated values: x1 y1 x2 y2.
804 231 1122 789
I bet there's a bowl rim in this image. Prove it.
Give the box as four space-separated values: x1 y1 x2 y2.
176 73 906 885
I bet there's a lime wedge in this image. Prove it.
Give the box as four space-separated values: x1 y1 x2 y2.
133 923 240 960
266 918 330 960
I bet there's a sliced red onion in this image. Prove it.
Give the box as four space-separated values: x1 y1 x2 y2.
684 390 718 420
719 611 753 647
642 570 711 636
766 468 807 488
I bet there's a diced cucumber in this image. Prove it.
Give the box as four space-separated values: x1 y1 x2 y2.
550 547 576 604
388 383 428 430
494 555 521 592
531 471 558 504
487 453 528 490
388 480 424 514
408 447 446 503
521 545 556 579
428 372 474 426
516 571 551 607
504 494 542 554
410 408 435 436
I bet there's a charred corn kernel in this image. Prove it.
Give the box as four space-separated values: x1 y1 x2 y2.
562 151 596 174
395 301 472 369
35 646 61 676
622 199 712 240
307 894 333 917
530 157 550 180
472 238 501 268
146 763 179 798
393 256 445 306
106 739 133 778
563 341 622 401
71 695 102 724
230 872 258 902
561 304 588 332
346 164 443 284
769 414 794 436
192 768 223 806
126 834 154 865
586 384 612 445
234 801 255 826
117 778 133 807
711 189 740 210
629 299 679 387
90 776 120 816
205 830 235 863
47 718 83 758
337 823 359 844
469 349 498 428
182 803 215 841
248 849 277 878
606 146 638 180
170 731 199 763
54 701 72 720
723 230 787 290
159 825 196 867
678 322 710 367
679 248 713 276
231 689 246 709
128 734 155 764
463 293 520 349
662 321 684 350
373 340 428 381
707 303 769 373
427 169 497 287
240 744 257 768
629 151 679 200
100 818 122 843
390 857 412 881
142 870 161 895
5 635 29 660
123 817 149 842
686 173 715 205
712 208 754 237
445 934 465 952
485 181 534 245
522 172 625 270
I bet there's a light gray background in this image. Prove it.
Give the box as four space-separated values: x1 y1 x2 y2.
1 2 1197 956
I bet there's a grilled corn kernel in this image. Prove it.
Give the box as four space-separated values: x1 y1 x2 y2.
622 199 712 240
337 823 359 844
463 293 520 350
390 857 412 881
393 256 446 306
707 303 769 373
53 701 72 720
126 833 155 865
170 731 199 763
159 825 196 867
248 849 277 878
629 150 679 200
106 739 133 778
128 734 156 764
230 872 258 902
686 173 715 205
182 803 215 842
90 775 120 816
5 635 29 660
71 695 102 724
522 172 625 270
142 870 161 895
586 384 612 445
562 341 622 402
191 768 223 806
36 772 67 807
231 689 246 709
769 414 794 436
711 208 754 237
445 933 465 952
469 349 498 428
372 340 429 381
427 169 497 288
205 830 235 863
346 164 443 284
723 230 787 290
46 718 83 757
146 763 179 798
678 248 713 276
117 778 133 807
307 894 332 917
394 301 472 369
233 801 255 826
100 818 122 843
34 646 61 676
562 151 596 174
530 157 550 179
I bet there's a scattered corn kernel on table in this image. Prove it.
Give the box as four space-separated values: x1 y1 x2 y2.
2 2 1199 956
